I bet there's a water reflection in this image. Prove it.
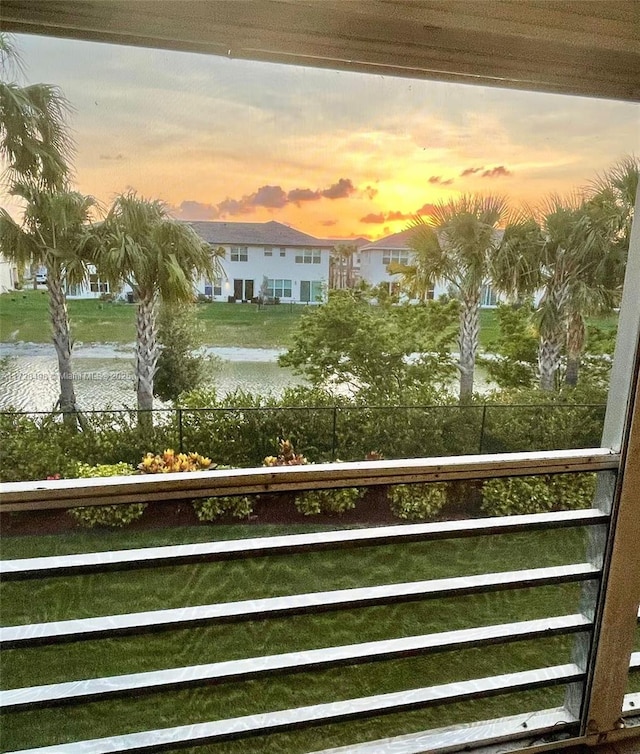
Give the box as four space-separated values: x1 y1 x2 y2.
0 344 305 412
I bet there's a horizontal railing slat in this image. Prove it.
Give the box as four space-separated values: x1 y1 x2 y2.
0 448 618 511
307 707 579 754
0 563 599 648
623 692 640 714
8 664 584 754
0 614 591 711
0 509 609 580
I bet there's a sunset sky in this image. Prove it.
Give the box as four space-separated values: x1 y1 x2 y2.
6 33 640 240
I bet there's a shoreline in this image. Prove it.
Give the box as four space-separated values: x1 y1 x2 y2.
0 342 287 363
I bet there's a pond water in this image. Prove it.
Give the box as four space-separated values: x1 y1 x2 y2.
0 344 306 412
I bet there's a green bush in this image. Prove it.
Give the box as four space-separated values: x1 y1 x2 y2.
549 473 597 510
481 473 597 516
66 462 145 528
294 487 363 516
193 495 254 521
388 483 448 520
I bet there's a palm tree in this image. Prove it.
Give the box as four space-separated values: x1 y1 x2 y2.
0 33 72 190
330 243 357 289
97 193 221 419
0 185 96 423
493 195 617 390
395 194 509 401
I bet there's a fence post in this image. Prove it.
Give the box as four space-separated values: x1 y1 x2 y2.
478 404 488 453
331 406 338 461
178 408 184 453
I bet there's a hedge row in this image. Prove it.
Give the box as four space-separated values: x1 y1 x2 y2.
0 386 606 483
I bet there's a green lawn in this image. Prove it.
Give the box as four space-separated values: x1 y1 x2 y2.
0 519 589 752
0 290 619 350
0 291 308 349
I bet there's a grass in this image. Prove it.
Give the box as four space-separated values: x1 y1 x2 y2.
0 291 308 349
0 519 590 752
1 290 619 350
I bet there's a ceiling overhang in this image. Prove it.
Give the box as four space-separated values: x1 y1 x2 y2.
2 0 639 101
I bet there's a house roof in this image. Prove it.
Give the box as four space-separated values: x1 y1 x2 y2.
360 227 506 252
189 220 329 247
360 229 418 251
324 237 370 248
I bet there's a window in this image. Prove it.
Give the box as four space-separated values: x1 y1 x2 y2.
230 246 248 262
89 274 109 294
300 280 323 302
481 284 498 307
279 248 286 257
267 278 292 298
213 278 222 297
295 249 321 264
264 247 273 257
382 249 409 266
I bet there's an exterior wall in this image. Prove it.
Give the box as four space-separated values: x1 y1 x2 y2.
198 243 330 303
360 248 509 307
65 265 114 299
0 255 18 293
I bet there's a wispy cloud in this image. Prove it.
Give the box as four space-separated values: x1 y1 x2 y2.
428 175 454 185
360 204 435 224
482 165 512 178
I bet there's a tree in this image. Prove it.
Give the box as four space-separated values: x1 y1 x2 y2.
97 193 221 418
0 185 96 423
493 195 619 390
154 300 218 402
329 243 357 289
395 194 509 401
279 288 457 402
0 33 72 190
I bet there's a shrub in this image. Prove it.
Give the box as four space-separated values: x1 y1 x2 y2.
193 495 254 521
481 473 597 516
138 449 212 473
295 487 363 516
67 462 145 528
388 483 448 520
550 473 597 510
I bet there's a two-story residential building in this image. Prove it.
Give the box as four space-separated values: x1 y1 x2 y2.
359 228 501 306
190 220 331 304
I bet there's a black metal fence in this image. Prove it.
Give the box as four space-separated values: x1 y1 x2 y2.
1 403 607 473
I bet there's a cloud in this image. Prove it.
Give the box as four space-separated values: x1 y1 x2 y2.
363 184 378 200
360 212 386 224
174 200 218 220
428 175 454 185
196 177 358 218
416 203 436 216
320 219 338 226
249 185 288 208
481 165 512 178
288 187 321 203
460 166 484 176
99 153 125 161
321 178 355 199
360 207 430 224
360 203 438 224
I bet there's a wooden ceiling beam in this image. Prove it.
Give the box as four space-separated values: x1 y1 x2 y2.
2 0 639 101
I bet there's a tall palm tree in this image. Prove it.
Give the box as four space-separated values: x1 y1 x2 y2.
0 33 72 190
395 194 508 401
0 185 97 423
97 193 221 418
